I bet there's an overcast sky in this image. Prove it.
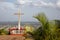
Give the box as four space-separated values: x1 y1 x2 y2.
0 0 60 22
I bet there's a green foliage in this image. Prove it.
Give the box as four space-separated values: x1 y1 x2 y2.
34 13 48 26
54 20 60 40
0 27 9 35
27 12 60 40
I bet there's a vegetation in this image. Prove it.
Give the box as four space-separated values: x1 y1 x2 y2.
0 27 9 35
0 12 60 40
26 12 60 40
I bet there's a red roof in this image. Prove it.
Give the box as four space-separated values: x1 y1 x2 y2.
9 27 25 31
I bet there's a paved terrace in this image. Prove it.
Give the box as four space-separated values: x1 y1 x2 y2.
0 35 34 40
0 35 25 40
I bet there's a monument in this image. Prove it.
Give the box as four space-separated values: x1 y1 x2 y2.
9 9 25 35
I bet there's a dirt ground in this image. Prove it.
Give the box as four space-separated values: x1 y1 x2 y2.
0 35 25 40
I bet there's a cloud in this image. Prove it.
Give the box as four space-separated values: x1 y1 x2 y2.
33 1 54 7
33 0 60 8
0 0 4 1
16 0 60 9
0 1 18 11
0 1 18 21
56 0 60 8
17 0 55 8
17 0 32 5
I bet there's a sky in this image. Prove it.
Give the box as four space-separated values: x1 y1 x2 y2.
0 0 60 22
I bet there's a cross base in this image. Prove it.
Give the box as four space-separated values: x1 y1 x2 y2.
9 27 25 36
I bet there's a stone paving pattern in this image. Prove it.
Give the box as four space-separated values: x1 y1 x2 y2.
0 35 25 40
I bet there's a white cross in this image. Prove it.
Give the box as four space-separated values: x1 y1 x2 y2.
14 11 24 34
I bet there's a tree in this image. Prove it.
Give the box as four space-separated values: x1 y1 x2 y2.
27 12 59 40
0 27 9 35
54 20 60 40
33 13 50 40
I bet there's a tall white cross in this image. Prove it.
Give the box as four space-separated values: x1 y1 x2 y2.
14 10 23 30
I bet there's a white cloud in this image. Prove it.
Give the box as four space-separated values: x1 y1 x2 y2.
17 0 32 5
56 0 60 8
0 0 60 9
17 0 60 9
0 2 17 10
32 1 54 8
33 1 47 7
17 0 55 8
0 1 18 21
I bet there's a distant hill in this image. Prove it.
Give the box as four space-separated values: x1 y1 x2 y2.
0 21 40 25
